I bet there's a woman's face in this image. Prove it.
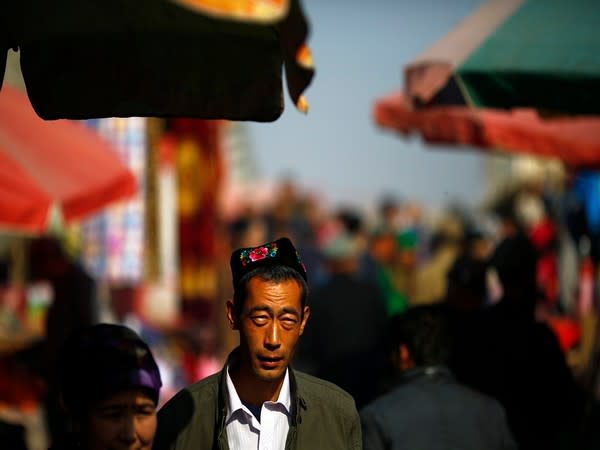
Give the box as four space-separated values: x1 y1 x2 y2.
85 389 157 450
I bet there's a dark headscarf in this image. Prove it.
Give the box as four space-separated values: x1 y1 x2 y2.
57 323 162 413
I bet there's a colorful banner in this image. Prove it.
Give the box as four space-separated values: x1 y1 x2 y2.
80 118 146 283
169 120 223 322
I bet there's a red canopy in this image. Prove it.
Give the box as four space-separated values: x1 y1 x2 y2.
0 86 137 233
374 91 600 170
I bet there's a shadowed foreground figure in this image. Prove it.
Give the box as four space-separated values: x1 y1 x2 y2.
154 237 361 450
360 305 516 450
51 323 163 450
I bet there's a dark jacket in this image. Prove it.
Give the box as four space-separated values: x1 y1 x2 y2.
360 366 516 450
295 273 388 408
450 301 582 450
153 350 362 450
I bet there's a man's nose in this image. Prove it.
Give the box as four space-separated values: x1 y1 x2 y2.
264 322 281 349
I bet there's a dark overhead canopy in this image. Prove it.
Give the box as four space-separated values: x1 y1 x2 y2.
0 0 314 122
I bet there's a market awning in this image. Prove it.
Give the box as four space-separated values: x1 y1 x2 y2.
405 0 600 115
0 0 314 122
374 91 600 170
0 86 137 233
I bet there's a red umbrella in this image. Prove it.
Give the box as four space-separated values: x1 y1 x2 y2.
374 91 600 170
0 86 137 233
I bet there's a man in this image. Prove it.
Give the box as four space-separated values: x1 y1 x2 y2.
153 237 361 450
295 232 388 408
360 305 516 450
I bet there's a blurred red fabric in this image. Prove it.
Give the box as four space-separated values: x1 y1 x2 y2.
374 91 600 170
0 86 137 233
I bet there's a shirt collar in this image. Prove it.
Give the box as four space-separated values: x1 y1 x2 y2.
225 365 292 421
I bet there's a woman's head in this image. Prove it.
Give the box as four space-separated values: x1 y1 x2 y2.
84 389 157 450
57 323 162 450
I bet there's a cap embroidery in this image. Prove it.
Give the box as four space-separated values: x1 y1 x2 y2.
240 242 279 266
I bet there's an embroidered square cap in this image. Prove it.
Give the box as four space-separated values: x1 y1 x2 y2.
230 237 307 288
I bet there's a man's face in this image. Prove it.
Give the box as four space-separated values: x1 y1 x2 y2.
227 277 310 385
85 390 157 450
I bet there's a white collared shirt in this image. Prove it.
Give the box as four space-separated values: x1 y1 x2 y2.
225 366 292 450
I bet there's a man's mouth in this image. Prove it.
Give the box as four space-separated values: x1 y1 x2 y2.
258 356 283 369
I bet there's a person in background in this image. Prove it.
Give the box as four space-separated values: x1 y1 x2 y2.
443 247 493 406
368 228 408 316
295 231 388 408
360 304 516 450
27 236 98 448
51 323 162 450
153 237 361 450
469 233 584 450
411 216 464 306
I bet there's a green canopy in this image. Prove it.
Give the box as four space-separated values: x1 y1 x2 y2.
456 0 600 115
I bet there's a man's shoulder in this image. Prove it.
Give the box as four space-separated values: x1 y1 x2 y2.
361 376 507 424
294 370 356 407
186 371 221 395
364 373 502 410
449 382 507 414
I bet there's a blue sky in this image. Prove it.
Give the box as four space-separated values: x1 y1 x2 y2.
248 0 487 212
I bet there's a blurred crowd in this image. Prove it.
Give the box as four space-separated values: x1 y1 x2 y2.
222 173 600 449
1 169 600 449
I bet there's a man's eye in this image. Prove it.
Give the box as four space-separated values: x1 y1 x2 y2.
251 316 268 324
281 317 298 326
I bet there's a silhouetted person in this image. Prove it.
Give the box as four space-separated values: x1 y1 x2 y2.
361 305 516 450
296 233 388 408
28 236 98 447
443 250 490 389
460 232 583 450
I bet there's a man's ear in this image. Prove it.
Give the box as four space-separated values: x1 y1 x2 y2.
226 300 239 330
299 306 310 335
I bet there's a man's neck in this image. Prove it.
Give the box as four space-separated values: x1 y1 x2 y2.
229 363 286 406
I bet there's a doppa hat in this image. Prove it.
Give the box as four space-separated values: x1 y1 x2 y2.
230 237 307 288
